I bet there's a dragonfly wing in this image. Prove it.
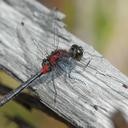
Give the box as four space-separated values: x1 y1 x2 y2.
16 18 43 76
33 8 63 51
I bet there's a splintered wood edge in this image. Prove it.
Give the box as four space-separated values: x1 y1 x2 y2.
0 0 128 128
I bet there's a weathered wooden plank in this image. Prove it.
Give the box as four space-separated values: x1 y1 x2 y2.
0 0 128 128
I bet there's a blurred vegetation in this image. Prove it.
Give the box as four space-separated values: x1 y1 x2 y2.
1 0 128 128
93 0 114 52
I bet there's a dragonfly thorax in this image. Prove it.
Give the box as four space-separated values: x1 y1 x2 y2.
48 50 68 65
41 49 68 74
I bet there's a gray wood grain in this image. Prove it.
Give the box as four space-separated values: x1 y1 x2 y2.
0 0 128 128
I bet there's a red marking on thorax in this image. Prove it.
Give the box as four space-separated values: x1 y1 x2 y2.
49 50 67 65
40 50 69 74
40 64 50 74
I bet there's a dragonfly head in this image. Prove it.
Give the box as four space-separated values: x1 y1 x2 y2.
69 44 83 61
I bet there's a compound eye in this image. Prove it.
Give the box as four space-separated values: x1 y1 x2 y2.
71 47 74 51
76 47 83 60
71 44 77 50
79 46 83 51
69 44 83 61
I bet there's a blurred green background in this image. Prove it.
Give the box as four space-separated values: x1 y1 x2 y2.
0 0 128 128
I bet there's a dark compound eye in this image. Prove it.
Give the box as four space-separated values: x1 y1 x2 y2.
71 47 74 50
76 47 83 60
69 44 83 61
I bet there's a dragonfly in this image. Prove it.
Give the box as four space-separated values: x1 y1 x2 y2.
0 9 84 106
0 44 83 106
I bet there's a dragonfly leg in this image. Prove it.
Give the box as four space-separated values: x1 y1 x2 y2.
83 59 91 71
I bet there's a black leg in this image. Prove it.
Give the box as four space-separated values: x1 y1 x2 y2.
83 59 91 71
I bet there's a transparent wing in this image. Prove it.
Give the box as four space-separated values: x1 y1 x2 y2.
33 8 61 51
55 57 100 108
49 8 60 50
48 8 72 48
47 8 71 50
29 57 75 103
30 70 57 104
16 18 45 76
